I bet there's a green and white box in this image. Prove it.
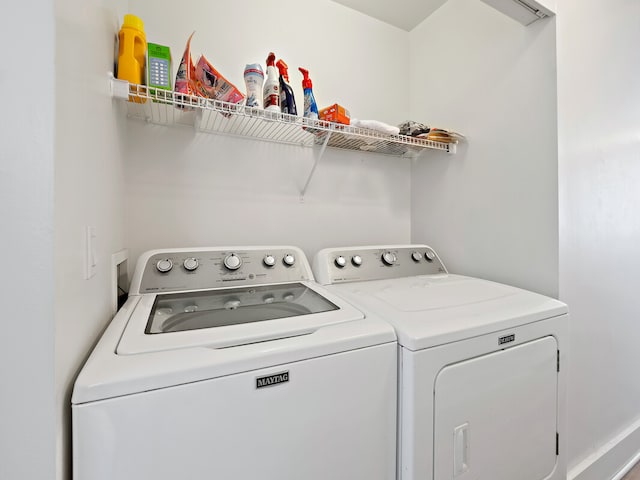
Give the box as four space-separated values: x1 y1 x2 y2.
147 43 172 91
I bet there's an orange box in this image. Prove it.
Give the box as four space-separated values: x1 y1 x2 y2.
319 103 351 125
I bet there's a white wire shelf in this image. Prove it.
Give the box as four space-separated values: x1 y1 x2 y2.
111 78 457 157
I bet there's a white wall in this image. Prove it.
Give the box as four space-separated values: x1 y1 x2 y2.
54 0 128 479
125 0 412 264
537 0 557 12
408 0 559 297
0 1 56 479
557 1 640 478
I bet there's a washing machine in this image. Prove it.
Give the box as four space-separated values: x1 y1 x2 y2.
313 245 568 480
72 246 397 480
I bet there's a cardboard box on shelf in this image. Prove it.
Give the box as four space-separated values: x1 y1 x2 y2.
319 104 350 125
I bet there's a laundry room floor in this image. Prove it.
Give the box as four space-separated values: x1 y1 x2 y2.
624 461 640 480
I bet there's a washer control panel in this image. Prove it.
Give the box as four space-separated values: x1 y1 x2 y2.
313 245 447 285
134 247 310 294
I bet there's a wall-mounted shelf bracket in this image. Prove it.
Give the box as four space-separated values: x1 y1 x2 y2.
300 131 332 200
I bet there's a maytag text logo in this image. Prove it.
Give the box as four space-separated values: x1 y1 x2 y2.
256 371 289 389
498 334 515 345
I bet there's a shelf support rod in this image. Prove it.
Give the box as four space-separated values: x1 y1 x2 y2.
194 109 202 132
300 131 332 200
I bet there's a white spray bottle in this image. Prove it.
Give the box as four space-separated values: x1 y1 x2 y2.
263 52 280 112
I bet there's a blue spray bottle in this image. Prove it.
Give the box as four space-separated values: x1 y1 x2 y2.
298 67 318 120
277 59 297 116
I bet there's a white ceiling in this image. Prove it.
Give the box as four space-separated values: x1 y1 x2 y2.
330 0 448 31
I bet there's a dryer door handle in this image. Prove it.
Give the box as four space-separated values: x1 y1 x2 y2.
454 422 469 476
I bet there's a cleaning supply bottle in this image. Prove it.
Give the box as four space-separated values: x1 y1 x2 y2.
276 59 297 116
298 67 318 120
244 63 264 108
263 52 280 112
117 14 147 86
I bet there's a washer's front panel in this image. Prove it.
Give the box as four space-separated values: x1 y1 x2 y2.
434 336 558 480
73 343 397 480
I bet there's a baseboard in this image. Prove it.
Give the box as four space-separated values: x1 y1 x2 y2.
569 418 640 480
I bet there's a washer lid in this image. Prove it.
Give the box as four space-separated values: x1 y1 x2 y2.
118 282 370 354
327 274 568 350
147 286 326 334
73 282 396 404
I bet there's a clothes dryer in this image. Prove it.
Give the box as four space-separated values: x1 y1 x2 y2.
72 246 397 480
313 245 568 480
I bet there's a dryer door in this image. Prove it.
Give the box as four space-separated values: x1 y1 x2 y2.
434 336 558 480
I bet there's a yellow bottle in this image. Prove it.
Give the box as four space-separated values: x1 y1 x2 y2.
117 14 146 102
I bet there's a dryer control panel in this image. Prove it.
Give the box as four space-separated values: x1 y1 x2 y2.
313 245 448 285
131 247 313 294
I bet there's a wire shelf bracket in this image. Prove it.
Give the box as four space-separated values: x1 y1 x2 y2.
300 131 332 201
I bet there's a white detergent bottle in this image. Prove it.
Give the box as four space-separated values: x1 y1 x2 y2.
263 52 280 112
244 63 264 108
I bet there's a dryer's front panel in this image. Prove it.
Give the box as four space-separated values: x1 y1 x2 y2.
433 336 558 480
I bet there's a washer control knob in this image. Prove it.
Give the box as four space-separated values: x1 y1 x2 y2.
224 299 241 310
381 251 397 266
425 250 436 262
223 254 242 270
335 256 347 268
411 251 423 262
183 257 199 271
156 259 173 273
263 294 276 304
263 255 276 268
351 255 363 267
283 254 296 267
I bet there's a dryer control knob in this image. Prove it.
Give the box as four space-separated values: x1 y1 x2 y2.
223 254 242 270
283 254 296 267
335 256 347 268
263 255 276 268
425 250 436 262
411 251 423 262
351 255 363 267
381 251 397 266
156 259 173 273
183 257 199 271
